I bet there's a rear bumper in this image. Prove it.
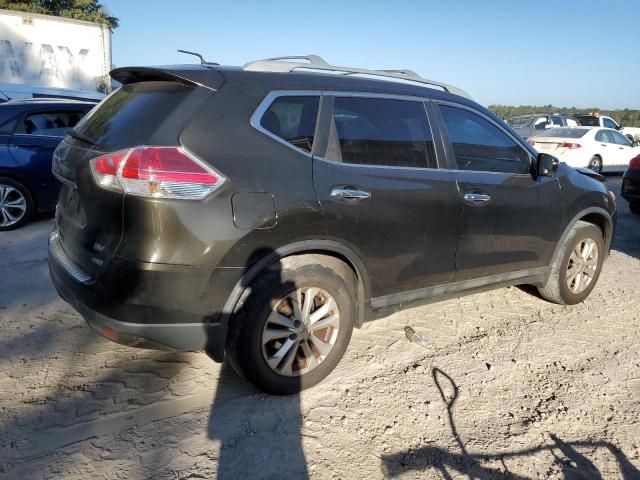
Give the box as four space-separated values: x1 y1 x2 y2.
621 169 640 204
48 232 234 360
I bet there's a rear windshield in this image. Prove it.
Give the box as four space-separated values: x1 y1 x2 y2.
575 116 599 126
72 81 194 150
536 128 589 138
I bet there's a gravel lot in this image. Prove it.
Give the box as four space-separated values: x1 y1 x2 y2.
1 175 639 480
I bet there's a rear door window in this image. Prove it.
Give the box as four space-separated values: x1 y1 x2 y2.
260 95 319 153
596 130 615 144
327 96 437 168
439 105 530 174
17 110 86 137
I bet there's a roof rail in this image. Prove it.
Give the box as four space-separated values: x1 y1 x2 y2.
242 55 471 99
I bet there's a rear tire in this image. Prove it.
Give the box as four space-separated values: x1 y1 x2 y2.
538 221 605 305
0 177 33 231
587 156 602 174
226 255 356 395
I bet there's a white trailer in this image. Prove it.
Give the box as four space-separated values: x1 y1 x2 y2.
0 8 111 101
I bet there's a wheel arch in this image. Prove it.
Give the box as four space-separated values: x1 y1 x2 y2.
219 239 370 330
551 207 613 263
0 171 37 204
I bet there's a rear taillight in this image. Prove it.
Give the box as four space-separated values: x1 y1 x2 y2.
89 146 224 200
629 154 640 169
561 142 581 149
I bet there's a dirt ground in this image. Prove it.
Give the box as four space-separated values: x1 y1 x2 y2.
0 175 639 480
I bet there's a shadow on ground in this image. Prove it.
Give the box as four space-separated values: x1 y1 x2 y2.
381 367 640 479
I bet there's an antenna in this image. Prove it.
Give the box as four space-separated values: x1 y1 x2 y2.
177 49 219 66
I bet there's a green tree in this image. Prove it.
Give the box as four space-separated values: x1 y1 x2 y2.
0 0 118 29
489 105 640 128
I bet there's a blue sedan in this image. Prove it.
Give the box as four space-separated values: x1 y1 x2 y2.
0 99 95 230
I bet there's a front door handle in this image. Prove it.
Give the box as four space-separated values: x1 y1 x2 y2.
463 192 491 206
330 187 371 201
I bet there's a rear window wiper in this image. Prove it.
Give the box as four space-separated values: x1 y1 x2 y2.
67 129 97 146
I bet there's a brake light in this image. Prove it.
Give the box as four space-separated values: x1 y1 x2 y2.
89 147 224 200
561 142 581 149
630 154 640 170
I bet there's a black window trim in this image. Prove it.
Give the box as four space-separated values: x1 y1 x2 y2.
252 90 444 171
433 99 535 176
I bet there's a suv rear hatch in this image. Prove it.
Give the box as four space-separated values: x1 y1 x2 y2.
52 66 224 280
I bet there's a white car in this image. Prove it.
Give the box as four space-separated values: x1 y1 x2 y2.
528 127 640 173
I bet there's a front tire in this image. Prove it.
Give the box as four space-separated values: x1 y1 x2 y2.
226 255 356 394
0 177 33 231
538 221 605 305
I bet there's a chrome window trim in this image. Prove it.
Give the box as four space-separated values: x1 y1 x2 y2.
313 155 443 172
433 99 536 176
250 90 435 159
12 132 70 140
252 89 443 170
324 91 428 102
250 90 321 159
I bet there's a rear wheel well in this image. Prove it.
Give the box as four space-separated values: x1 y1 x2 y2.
0 173 36 203
278 251 365 327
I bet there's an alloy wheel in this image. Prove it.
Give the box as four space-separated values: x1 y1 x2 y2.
566 238 599 294
0 184 27 228
261 287 340 377
588 157 602 174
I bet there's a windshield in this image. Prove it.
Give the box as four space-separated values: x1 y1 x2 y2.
536 128 589 139
575 116 599 126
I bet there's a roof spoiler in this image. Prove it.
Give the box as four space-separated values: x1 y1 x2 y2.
110 66 225 91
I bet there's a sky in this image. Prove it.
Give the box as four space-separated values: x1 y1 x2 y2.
106 0 640 109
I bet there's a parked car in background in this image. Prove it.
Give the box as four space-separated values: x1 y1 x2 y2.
575 114 640 142
528 127 640 173
621 154 640 215
507 113 577 139
0 99 94 230
49 55 616 394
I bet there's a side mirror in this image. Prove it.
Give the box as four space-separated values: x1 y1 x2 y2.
536 153 559 177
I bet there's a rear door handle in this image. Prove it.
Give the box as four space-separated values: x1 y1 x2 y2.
463 192 491 205
330 187 371 201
